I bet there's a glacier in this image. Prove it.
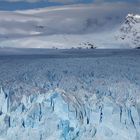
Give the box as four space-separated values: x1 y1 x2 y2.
0 49 140 140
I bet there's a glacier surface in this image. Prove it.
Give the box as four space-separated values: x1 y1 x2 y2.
0 49 140 140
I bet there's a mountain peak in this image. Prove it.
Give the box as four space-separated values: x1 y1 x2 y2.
116 13 140 48
125 14 140 24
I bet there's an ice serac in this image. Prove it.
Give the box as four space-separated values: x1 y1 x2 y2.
0 86 140 140
116 14 140 48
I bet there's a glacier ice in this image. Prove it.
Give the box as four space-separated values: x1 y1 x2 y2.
0 50 140 140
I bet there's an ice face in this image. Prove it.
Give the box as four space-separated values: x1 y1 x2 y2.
0 50 140 140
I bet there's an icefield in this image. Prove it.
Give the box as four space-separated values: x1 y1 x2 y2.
0 49 140 140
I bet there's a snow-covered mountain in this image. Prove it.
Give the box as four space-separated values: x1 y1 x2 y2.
0 4 139 48
116 14 140 48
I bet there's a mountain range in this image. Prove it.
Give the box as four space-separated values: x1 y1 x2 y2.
0 4 139 49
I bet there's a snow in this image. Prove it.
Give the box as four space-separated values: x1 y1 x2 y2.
0 49 140 140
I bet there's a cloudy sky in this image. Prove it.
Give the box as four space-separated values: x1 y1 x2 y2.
0 0 139 10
